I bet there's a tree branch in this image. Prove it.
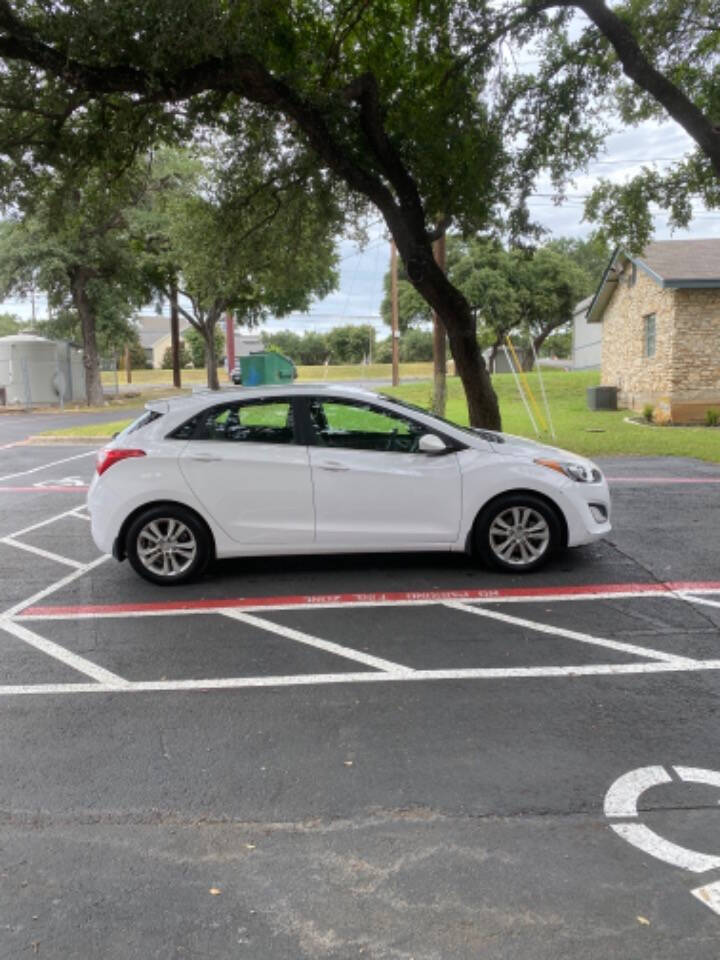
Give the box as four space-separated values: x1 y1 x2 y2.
529 0 720 177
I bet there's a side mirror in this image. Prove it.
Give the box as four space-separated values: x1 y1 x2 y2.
418 433 449 455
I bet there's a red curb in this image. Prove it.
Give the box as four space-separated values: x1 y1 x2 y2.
19 579 720 618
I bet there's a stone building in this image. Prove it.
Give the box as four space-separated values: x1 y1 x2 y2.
585 239 720 422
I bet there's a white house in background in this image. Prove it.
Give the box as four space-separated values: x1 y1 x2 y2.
572 295 602 370
136 314 191 368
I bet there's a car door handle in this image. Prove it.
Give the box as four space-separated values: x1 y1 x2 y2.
317 460 350 472
190 454 223 462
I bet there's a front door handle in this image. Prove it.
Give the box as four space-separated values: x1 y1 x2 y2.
318 461 349 472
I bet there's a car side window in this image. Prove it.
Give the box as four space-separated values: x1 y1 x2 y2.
310 400 424 453
199 401 295 444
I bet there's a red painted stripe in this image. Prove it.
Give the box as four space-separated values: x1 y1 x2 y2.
0 485 89 493
607 477 720 484
19 579 720 618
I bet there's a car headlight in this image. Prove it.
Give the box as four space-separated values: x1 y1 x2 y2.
534 458 602 483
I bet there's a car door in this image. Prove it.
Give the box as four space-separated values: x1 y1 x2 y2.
178 397 315 545
308 397 462 545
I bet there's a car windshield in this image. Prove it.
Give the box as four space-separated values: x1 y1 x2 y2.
379 394 504 442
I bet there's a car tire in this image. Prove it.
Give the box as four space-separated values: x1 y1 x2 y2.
126 505 211 586
474 494 562 573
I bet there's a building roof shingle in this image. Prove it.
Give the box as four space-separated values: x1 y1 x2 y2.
639 238 720 283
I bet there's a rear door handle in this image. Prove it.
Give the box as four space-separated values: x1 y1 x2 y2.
190 455 223 462
318 460 350 472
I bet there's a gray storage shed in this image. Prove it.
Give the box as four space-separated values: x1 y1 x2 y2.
0 334 86 405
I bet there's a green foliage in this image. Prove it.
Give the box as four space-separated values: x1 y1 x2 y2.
529 0 720 249
185 326 225 368
540 330 572 359
126 333 151 369
706 408 720 427
261 330 329 365
643 403 655 423
327 325 375 364
382 235 592 354
0 313 20 337
161 342 191 370
400 328 434 362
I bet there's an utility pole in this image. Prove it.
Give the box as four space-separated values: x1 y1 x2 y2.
169 281 181 389
432 232 447 417
390 239 400 387
225 311 235 380
124 344 132 384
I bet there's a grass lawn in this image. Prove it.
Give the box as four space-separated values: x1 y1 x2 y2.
40 370 720 462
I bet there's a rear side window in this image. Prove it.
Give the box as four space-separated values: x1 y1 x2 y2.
116 410 163 439
167 414 201 440
198 401 295 444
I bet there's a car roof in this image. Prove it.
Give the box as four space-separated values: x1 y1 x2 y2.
146 383 389 413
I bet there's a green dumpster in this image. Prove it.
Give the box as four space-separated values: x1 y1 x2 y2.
240 351 297 387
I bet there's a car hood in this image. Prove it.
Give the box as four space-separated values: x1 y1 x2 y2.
472 429 597 469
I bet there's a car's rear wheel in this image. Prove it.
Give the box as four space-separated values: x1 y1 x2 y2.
126 505 211 585
475 494 561 573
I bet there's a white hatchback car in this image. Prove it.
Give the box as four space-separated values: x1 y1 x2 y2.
88 385 611 585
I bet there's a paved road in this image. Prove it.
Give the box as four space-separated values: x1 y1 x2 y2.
0 434 719 959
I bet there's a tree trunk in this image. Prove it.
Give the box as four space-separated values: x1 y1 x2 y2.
392 232 501 429
70 267 104 406
170 281 182 389
489 342 499 374
431 233 447 418
203 323 220 390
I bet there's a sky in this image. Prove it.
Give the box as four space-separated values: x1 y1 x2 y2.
4 119 718 339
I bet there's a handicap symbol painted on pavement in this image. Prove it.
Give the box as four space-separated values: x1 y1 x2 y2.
605 766 720 915
33 476 87 488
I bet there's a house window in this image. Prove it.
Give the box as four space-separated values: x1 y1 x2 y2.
644 314 656 358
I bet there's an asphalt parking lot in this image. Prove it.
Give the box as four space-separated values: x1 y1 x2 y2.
1 416 720 959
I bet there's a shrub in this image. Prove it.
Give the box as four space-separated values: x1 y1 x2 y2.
642 404 654 423
161 343 191 369
706 408 720 427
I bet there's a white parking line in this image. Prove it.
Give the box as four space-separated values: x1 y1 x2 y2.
0 537 85 569
2 553 110 618
1 657 720 696
222 609 415 675
4 505 88 540
0 618 128 686
0 449 95 483
682 595 720 611
443 600 698 665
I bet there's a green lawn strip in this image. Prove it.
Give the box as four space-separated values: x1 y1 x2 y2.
37 418 136 438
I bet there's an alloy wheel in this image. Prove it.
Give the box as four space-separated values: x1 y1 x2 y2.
136 517 198 578
488 506 550 567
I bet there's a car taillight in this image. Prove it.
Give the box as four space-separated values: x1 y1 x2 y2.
96 448 146 476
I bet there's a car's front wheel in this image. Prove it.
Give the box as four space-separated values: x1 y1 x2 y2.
126 505 211 585
475 494 562 573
